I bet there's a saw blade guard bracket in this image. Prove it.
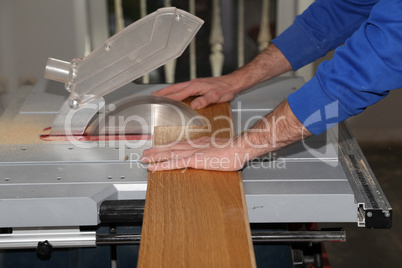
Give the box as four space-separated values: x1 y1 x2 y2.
44 7 204 109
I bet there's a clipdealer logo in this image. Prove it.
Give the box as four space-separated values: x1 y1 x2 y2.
301 101 339 167
60 99 339 169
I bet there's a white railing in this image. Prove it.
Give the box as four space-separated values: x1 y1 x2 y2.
113 0 275 83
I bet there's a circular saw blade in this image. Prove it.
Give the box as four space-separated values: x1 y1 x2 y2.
89 95 205 135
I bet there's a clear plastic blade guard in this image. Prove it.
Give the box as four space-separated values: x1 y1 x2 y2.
44 7 204 107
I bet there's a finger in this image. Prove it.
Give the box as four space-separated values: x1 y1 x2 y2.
152 81 191 96
147 155 230 171
142 142 197 156
163 87 195 101
141 152 172 164
171 136 211 145
147 157 192 171
143 137 229 159
191 91 220 109
141 149 197 163
191 96 208 109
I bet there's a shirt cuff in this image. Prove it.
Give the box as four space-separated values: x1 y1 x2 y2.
272 23 323 71
288 76 345 135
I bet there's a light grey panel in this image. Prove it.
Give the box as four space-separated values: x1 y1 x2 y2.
0 163 148 184
270 138 338 160
0 141 151 164
19 80 68 114
242 161 347 181
231 77 305 110
0 184 117 227
246 194 357 223
244 181 354 195
244 180 356 223
0 183 147 228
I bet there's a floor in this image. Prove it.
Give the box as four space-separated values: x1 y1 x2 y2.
323 142 402 268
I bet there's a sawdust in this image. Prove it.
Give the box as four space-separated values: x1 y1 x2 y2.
0 86 54 145
0 114 56 145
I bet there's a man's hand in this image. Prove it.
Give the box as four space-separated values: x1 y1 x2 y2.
141 100 310 172
145 44 296 172
152 44 292 109
141 136 250 171
152 76 241 110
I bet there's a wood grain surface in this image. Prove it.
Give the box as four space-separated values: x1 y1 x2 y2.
137 101 256 268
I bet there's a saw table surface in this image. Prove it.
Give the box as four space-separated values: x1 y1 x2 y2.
0 77 392 237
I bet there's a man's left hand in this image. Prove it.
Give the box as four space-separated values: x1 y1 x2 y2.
141 136 250 172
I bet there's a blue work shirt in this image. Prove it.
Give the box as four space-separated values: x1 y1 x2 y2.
272 0 402 135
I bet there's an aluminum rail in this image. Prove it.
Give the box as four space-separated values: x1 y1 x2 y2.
96 229 346 245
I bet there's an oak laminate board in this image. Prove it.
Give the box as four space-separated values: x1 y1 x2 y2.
137 102 256 268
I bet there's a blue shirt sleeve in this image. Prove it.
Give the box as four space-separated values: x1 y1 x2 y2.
272 0 377 70
274 0 402 135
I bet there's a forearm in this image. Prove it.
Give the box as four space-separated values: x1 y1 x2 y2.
237 100 311 160
224 44 292 95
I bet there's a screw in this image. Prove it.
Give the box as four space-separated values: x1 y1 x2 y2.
175 14 181 21
385 212 391 217
65 83 72 91
68 99 80 109
105 44 111 51
367 212 373 217
108 104 116 111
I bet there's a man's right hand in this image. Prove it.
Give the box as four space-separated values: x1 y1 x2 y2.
152 44 292 110
152 75 241 110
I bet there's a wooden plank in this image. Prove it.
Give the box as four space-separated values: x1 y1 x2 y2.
138 102 256 267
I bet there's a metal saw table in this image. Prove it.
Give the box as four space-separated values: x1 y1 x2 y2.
0 76 392 252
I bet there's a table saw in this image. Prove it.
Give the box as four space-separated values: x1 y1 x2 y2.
0 7 392 267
